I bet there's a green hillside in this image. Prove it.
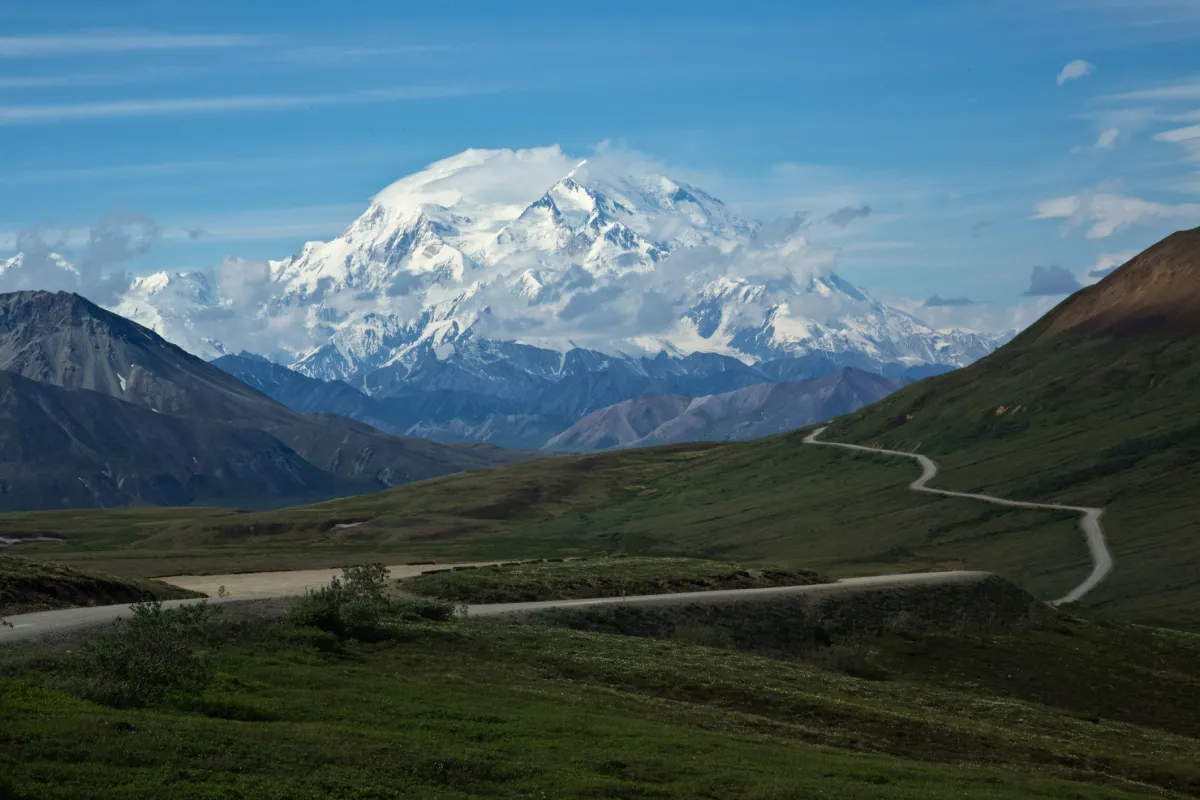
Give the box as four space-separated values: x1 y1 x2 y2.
826 227 1200 627
1 555 203 616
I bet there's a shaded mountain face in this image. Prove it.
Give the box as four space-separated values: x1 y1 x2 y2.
0 147 1009 452
543 395 693 451
0 291 526 511
0 290 278 423
0 370 338 510
826 226 1200 627
1037 227 1200 339
547 368 903 451
214 349 930 450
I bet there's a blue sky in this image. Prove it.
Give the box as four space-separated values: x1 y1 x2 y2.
2 0 1199 331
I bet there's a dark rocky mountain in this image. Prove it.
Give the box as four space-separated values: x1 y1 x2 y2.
546 368 904 451
0 370 338 510
0 291 526 510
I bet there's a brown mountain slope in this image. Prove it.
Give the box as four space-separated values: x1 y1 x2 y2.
1038 226 1200 338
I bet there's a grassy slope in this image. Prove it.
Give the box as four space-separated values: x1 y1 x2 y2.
400 556 825 603
0 439 1088 607
825 323 1200 628
3 605 1199 799
0 555 204 616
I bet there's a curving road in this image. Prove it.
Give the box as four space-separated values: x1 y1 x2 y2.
1 570 993 644
465 570 990 618
803 426 1112 606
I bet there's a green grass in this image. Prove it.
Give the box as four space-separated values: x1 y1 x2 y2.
0 555 204 616
3 596 1199 799
400 556 825 603
529 575 1046 670
0 440 1089 607
825 326 1200 629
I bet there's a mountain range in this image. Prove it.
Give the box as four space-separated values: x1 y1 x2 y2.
0 146 998 447
0 291 523 511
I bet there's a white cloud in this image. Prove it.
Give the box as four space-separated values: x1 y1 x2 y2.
1033 196 1081 218
1095 128 1120 149
882 291 1055 335
1034 190 1200 238
1082 251 1136 283
1156 124 1200 142
1155 123 1200 162
1108 80 1200 102
0 85 510 125
1057 59 1094 86
0 32 260 58
0 65 209 90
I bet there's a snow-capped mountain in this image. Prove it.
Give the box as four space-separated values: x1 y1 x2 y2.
112 271 229 360
232 146 1002 383
1 146 1012 447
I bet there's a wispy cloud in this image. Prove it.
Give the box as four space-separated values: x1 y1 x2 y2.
0 32 261 58
1034 189 1200 238
262 44 448 64
0 203 362 252
0 65 207 90
1155 123 1200 161
1095 128 1120 149
0 148 422 186
1108 79 1200 102
172 205 361 243
0 85 510 125
1057 59 1094 86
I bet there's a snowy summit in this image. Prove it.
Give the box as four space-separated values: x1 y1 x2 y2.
83 146 1005 384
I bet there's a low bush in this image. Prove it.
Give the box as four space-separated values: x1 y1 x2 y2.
63 601 219 708
393 598 457 622
288 564 454 639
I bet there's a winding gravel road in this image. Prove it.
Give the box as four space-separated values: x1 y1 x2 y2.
803 426 1112 606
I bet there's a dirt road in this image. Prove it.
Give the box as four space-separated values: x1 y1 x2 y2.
803 426 1112 605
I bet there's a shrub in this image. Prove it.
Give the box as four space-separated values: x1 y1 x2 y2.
288 563 395 639
393 598 457 622
65 601 219 708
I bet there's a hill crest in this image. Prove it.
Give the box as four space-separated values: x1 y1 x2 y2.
1038 226 1200 339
